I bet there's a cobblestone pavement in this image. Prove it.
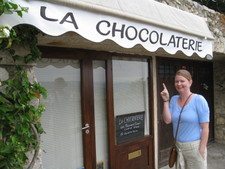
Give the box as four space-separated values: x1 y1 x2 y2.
160 142 225 169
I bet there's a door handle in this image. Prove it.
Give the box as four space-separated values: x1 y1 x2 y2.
82 123 90 130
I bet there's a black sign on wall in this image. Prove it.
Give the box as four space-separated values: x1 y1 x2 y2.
116 111 145 144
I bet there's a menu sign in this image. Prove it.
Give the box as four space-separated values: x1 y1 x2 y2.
116 112 145 144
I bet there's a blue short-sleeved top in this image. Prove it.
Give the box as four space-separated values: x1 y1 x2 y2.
169 94 210 142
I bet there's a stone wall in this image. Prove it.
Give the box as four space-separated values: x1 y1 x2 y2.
214 62 225 144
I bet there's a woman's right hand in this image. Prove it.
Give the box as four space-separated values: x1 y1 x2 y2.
160 83 170 102
161 83 172 124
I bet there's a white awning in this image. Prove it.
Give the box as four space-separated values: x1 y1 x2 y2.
0 0 214 59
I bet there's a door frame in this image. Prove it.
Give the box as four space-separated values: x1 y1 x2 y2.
40 46 155 169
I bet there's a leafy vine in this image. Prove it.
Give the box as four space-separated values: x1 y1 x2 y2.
0 1 47 168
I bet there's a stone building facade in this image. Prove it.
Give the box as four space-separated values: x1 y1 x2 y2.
214 62 225 144
0 0 225 168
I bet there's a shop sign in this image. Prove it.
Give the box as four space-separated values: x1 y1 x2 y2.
116 112 145 144
1 0 213 58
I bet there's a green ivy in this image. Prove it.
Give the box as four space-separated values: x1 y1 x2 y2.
0 68 47 168
0 0 28 17
5 25 42 63
0 1 47 168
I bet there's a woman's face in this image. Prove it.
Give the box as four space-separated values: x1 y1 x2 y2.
174 75 192 93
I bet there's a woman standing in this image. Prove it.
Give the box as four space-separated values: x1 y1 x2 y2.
160 69 210 169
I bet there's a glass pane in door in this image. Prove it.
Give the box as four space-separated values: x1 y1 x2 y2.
112 57 149 145
93 61 109 169
34 58 83 169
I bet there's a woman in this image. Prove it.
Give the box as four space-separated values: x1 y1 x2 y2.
160 69 210 169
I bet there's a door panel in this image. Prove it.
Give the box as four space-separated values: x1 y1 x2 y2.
115 138 153 169
81 58 96 169
112 58 150 142
111 57 154 169
195 62 214 141
93 60 109 169
34 54 97 169
34 59 84 169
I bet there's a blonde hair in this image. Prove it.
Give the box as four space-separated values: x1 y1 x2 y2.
175 69 192 81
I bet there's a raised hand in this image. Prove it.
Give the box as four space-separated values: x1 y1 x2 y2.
160 83 170 102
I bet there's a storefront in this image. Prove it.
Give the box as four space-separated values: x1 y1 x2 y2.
0 0 214 169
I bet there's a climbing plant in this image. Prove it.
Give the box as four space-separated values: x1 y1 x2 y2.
0 0 28 17
0 1 47 169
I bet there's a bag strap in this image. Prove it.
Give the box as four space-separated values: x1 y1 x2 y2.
174 93 193 140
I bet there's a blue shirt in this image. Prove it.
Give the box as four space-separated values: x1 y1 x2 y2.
169 94 210 142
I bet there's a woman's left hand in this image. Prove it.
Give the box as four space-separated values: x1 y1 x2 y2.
199 122 209 160
199 148 205 159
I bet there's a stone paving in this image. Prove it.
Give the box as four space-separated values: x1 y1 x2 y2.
160 142 225 169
